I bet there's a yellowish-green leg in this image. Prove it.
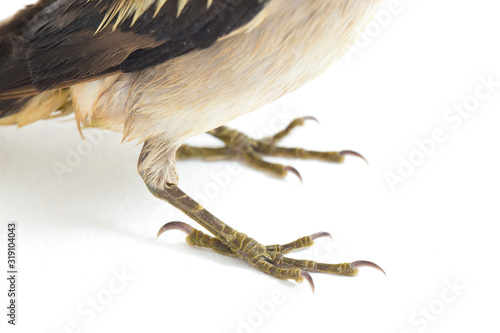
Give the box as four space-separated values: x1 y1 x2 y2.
176 117 367 180
154 205 384 292
145 118 381 290
158 221 331 257
150 183 313 286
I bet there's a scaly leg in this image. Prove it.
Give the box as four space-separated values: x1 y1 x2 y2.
149 184 384 291
176 117 367 180
158 221 332 257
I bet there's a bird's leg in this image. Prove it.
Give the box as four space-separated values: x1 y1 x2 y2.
140 139 382 289
261 116 318 145
176 117 366 180
158 221 331 257
158 221 238 258
149 183 384 289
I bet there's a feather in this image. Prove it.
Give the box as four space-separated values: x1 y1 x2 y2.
0 0 383 189
94 0 199 32
0 0 268 100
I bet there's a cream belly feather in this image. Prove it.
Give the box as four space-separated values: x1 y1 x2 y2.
60 0 382 185
72 0 381 140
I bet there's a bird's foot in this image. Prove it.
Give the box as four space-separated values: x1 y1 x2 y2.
176 116 366 181
158 221 384 292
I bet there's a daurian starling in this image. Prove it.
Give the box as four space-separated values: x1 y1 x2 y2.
0 0 385 290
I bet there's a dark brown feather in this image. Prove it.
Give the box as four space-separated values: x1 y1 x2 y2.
0 97 32 119
0 0 268 104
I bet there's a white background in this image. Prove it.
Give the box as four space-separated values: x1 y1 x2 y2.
1 1 499 332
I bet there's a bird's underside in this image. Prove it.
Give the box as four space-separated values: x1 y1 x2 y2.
0 0 384 289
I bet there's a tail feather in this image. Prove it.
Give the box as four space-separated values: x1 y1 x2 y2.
0 90 72 126
0 1 61 124
0 97 32 123
0 1 56 101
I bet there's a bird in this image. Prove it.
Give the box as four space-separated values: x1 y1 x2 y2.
0 0 385 290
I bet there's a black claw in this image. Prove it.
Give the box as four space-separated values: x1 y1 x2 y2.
300 271 315 293
157 221 194 238
310 232 332 241
350 260 386 276
284 166 303 184
301 116 320 125
339 150 369 165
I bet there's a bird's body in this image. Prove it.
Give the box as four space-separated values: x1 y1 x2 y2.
1 0 381 185
0 0 385 286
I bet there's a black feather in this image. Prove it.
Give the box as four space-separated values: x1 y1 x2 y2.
0 97 32 119
0 0 269 102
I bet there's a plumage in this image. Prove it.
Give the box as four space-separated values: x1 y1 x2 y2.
0 0 387 285
0 0 266 97
0 0 382 185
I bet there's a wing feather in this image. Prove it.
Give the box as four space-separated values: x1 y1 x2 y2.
0 0 268 100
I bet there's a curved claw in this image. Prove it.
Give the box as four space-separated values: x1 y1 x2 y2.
284 166 303 184
310 231 332 241
301 116 320 125
350 260 386 276
157 221 194 238
339 150 369 165
300 271 315 293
